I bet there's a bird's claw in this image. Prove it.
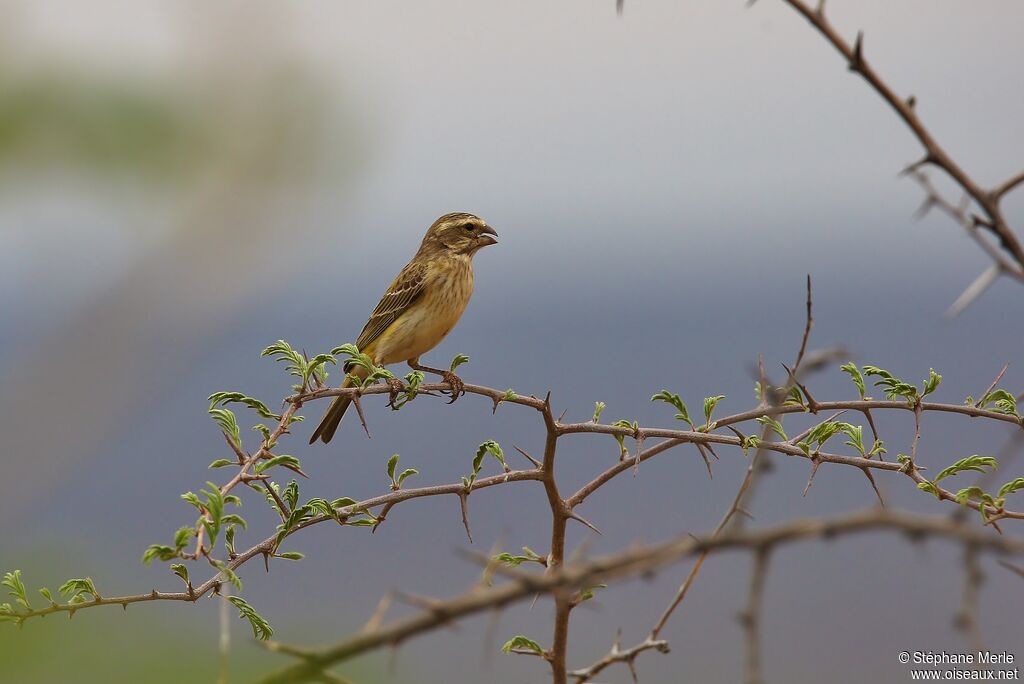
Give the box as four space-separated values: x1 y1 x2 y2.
386 378 408 409
441 371 465 404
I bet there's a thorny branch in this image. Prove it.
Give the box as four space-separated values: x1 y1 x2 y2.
3 298 1023 684
256 508 1024 684
770 0 1024 311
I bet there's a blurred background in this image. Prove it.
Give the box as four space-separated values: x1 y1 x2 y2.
1 1 1022 682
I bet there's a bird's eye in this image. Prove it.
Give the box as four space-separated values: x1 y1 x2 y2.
462 222 475 232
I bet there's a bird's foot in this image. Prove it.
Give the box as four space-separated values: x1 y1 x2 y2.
440 371 466 403
386 377 408 409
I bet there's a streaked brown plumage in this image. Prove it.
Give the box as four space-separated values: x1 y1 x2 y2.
309 212 498 444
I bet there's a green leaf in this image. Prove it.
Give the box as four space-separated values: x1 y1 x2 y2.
38 588 55 606
806 421 846 450
577 583 607 603
221 514 247 530
782 386 805 408
252 423 273 445
174 527 195 550
954 486 995 508
333 344 395 387
916 481 942 499
921 368 942 397
755 415 787 441
212 560 242 592
208 391 277 420
141 545 177 565
170 564 190 587
386 454 400 482
934 455 998 483
741 434 761 454
181 491 203 511
225 526 237 556
449 353 470 373
863 366 918 401
2 571 30 610
255 455 301 474
227 596 273 640
58 578 99 602
839 423 865 455
208 407 242 446
396 468 418 488
276 552 304 561
840 362 866 399
261 340 307 380
703 395 725 425
651 390 693 428
979 389 1020 417
495 547 544 567
304 353 336 387
592 401 606 423
997 477 1024 500
283 481 299 511
610 419 638 458
501 635 545 656
208 459 236 469
200 481 226 548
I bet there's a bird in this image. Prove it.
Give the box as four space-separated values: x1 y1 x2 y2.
309 212 498 444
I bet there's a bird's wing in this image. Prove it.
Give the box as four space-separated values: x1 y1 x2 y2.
353 260 427 357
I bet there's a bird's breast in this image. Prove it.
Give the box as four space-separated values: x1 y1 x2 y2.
374 256 475 365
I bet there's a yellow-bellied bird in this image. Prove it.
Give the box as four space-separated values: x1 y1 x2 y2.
309 212 498 444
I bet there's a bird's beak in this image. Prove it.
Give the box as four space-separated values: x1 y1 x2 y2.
477 225 498 247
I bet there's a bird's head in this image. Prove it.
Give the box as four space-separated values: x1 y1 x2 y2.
420 212 498 257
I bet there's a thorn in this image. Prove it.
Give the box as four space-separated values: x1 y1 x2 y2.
632 433 645 476
862 408 881 447
282 463 309 479
372 502 395 533
263 551 270 573
906 94 916 109
901 154 935 178
558 407 568 423
458 491 473 544
946 265 1001 319
628 658 640 684
695 443 714 479
848 30 864 71
735 506 755 520
997 559 1024 579
975 361 1010 407
816 0 826 16
861 467 885 506
802 457 822 497
360 593 391 634
512 444 542 468
567 511 603 535
352 393 372 439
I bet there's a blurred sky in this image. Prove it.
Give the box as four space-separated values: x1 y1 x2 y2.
1 1 1023 683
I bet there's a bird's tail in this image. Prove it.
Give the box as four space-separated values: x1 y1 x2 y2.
309 367 366 445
